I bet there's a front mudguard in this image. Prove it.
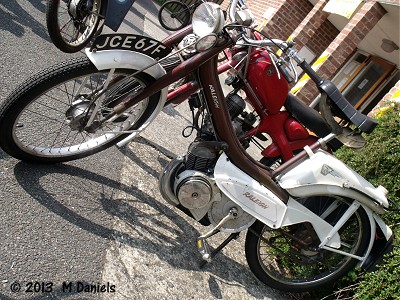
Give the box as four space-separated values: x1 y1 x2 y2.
85 49 167 146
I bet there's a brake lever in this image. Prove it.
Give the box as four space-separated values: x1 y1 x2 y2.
290 59 298 82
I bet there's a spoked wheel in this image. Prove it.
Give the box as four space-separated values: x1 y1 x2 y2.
245 196 371 292
46 0 102 53
158 0 192 31
0 57 162 163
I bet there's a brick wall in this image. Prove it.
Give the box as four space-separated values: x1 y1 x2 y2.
246 0 284 25
261 0 313 40
237 0 338 58
307 20 339 56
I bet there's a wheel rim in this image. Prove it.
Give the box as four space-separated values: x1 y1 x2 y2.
12 70 149 158
57 0 100 47
256 196 365 286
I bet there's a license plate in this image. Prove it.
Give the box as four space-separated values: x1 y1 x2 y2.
90 34 172 60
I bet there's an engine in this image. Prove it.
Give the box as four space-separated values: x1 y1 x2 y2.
159 94 256 232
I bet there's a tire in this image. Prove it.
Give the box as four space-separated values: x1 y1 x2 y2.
245 195 371 292
158 1 191 31
46 0 102 53
0 57 161 163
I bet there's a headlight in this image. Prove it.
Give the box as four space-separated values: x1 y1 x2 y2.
192 3 225 37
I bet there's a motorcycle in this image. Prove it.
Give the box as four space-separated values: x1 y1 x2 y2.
46 0 136 53
0 0 394 292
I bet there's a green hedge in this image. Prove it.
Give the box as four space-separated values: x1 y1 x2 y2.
334 102 400 299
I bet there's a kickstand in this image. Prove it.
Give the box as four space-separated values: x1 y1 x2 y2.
199 232 240 269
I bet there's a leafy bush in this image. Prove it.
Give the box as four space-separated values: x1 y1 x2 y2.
334 102 400 299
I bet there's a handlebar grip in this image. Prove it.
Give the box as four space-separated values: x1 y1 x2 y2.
318 80 378 133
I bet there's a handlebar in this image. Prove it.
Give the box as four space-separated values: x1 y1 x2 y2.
241 35 287 50
228 0 378 134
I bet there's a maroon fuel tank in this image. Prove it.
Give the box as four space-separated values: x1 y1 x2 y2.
245 49 289 115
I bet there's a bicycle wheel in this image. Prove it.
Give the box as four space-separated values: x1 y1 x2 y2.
46 0 102 53
158 0 191 31
245 195 371 292
0 57 162 163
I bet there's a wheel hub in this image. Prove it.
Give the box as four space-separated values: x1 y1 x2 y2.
68 0 94 20
65 98 93 131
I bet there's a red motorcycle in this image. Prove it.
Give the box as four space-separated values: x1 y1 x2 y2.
160 25 344 166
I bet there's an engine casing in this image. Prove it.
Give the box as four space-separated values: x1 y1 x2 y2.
174 170 217 210
159 140 256 232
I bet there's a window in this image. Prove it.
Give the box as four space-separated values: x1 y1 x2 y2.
332 52 395 109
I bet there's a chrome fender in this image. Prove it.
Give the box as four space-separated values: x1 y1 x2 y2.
85 49 167 147
214 153 340 248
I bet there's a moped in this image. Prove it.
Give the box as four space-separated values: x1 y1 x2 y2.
0 0 394 292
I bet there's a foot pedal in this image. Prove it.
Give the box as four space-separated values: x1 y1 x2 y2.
196 209 239 267
197 238 212 262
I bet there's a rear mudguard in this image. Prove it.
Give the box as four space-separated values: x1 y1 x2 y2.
362 209 393 269
277 149 389 213
277 149 393 266
85 48 167 147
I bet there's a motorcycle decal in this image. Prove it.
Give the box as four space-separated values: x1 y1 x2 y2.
90 34 172 60
266 65 275 76
214 153 287 228
321 164 343 178
242 192 270 209
209 85 220 108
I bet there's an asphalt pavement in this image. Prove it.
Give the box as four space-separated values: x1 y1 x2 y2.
0 1 288 299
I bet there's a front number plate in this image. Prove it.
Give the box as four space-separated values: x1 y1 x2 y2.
90 34 172 60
